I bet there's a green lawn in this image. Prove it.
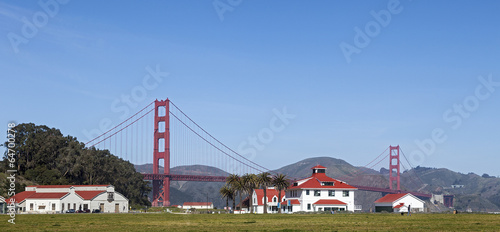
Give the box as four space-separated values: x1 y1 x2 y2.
1 213 499 231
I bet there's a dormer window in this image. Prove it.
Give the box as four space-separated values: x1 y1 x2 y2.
293 183 298 186
322 182 334 186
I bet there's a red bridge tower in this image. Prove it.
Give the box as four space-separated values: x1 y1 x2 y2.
152 99 170 206
389 145 400 190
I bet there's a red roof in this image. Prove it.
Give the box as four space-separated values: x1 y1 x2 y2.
26 192 68 199
183 202 212 206
6 191 35 203
254 189 285 205
27 185 109 188
280 199 300 205
313 199 347 205
76 191 105 200
311 165 327 169
288 175 356 190
374 193 408 203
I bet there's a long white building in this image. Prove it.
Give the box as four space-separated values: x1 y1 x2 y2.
7 185 129 214
283 165 358 213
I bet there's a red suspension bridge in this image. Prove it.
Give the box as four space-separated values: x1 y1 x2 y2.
85 99 452 207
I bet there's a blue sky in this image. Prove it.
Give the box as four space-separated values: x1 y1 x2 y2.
1 0 499 177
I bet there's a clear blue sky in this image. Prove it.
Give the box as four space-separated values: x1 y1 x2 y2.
1 1 499 177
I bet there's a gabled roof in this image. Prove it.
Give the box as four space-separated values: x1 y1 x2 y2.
253 189 285 205
76 191 105 200
183 202 212 206
374 193 409 203
26 192 69 199
6 191 35 203
313 199 347 205
280 199 300 205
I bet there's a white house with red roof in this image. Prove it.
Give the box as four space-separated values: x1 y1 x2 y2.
374 193 425 213
283 165 358 213
7 185 128 214
251 188 285 214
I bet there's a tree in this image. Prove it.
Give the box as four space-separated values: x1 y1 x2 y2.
242 173 258 213
219 185 233 213
226 174 241 213
272 173 290 213
256 172 272 214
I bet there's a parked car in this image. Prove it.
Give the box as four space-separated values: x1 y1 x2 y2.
65 209 76 213
92 209 101 213
84 209 91 213
76 209 84 213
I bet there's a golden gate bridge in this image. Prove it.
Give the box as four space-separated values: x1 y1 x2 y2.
85 99 453 207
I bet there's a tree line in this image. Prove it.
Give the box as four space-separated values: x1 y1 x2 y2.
219 172 290 214
2 123 151 207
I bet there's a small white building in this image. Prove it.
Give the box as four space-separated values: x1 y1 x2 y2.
374 193 425 213
7 185 128 214
252 188 285 214
283 165 358 213
182 202 213 209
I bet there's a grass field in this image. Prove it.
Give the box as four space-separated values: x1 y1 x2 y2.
1 212 499 231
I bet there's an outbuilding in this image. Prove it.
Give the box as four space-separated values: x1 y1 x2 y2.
374 193 425 213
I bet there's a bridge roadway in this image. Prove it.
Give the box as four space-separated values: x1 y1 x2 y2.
142 174 431 199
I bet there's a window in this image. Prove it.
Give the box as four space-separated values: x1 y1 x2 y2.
273 197 277 202
314 190 321 196
254 198 257 204
30 203 34 211
52 203 56 210
322 182 334 186
39 205 46 210
73 203 76 210
328 190 335 197
306 190 310 195
293 183 298 186
307 204 311 210
68 203 70 209
83 204 89 210
343 190 349 197
107 192 114 202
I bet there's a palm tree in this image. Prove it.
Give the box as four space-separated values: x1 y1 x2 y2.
219 185 233 213
226 174 241 213
242 173 258 213
272 173 290 213
257 172 272 214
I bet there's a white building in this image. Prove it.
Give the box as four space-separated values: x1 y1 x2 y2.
374 193 425 213
251 188 285 214
0 196 6 214
7 185 129 214
283 165 358 213
182 202 213 209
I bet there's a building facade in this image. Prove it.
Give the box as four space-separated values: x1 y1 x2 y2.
7 185 128 214
374 193 425 213
283 165 358 213
252 188 285 214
